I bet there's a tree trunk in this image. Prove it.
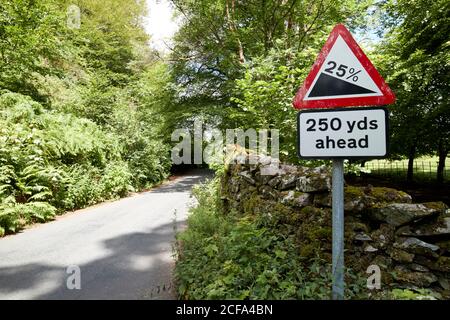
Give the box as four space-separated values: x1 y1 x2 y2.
407 145 416 183
437 140 448 184
225 0 245 64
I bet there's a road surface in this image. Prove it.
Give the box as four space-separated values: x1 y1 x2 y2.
0 169 212 300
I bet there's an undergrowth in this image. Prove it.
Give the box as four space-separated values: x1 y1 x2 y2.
174 175 368 300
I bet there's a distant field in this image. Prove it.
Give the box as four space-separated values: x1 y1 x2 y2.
364 157 450 182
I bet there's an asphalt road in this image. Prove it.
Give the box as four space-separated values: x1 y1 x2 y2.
0 169 212 300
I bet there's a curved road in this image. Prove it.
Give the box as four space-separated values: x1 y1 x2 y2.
0 169 212 300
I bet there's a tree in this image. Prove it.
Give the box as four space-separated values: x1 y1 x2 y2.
0 0 66 100
376 0 449 182
167 0 372 161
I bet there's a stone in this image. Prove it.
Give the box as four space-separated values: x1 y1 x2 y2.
280 164 297 174
422 201 449 213
260 163 284 176
343 186 374 212
393 265 438 287
388 248 414 263
313 193 331 207
354 232 372 242
247 154 260 170
433 257 450 273
438 278 449 290
258 155 273 166
364 245 378 253
267 176 282 188
369 187 412 204
344 198 368 212
280 191 312 208
409 263 430 272
259 185 279 200
396 216 450 238
228 179 240 194
394 237 440 257
370 224 395 249
222 155 449 293
254 171 272 185
371 255 392 269
238 171 256 185
436 240 450 253
280 191 294 204
369 203 438 227
345 217 369 232
279 174 297 190
414 256 450 273
291 193 313 208
296 166 331 193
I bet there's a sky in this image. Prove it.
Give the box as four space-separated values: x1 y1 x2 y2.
142 1 379 53
143 0 179 52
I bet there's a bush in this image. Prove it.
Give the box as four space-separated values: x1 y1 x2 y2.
99 161 133 199
61 164 103 210
0 91 170 235
175 177 367 300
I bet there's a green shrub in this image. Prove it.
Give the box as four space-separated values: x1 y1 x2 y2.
175 177 367 300
99 161 133 199
61 164 103 210
0 91 170 235
391 288 439 300
0 200 56 233
126 140 171 189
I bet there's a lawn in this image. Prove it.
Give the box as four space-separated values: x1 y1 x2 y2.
363 156 450 182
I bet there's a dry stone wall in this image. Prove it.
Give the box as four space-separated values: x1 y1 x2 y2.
221 153 450 297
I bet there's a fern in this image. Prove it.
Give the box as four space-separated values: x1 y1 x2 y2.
0 89 170 236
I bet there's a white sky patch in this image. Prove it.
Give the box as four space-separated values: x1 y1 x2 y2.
143 0 179 52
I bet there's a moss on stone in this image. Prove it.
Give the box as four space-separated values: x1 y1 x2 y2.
299 205 320 217
422 201 448 212
242 193 264 215
344 186 365 200
370 187 411 203
307 227 332 241
435 257 450 272
436 240 450 251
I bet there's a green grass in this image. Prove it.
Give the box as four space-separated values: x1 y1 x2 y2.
364 157 450 182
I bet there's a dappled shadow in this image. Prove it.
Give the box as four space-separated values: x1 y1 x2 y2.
0 218 187 300
0 168 214 300
151 169 214 193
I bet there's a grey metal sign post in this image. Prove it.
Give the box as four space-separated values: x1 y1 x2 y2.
331 159 344 300
293 24 395 300
297 107 389 300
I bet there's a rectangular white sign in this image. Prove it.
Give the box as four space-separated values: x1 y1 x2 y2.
297 107 388 159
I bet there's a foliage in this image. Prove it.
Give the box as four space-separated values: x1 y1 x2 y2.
391 288 439 300
166 0 373 161
167 0 449 179
373 0 449 181
175 177 367 300
0 0 67 100
0 0 172 235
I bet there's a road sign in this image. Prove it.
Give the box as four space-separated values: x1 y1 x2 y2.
293 24 395 109
291 24 396 301
297 107 388 159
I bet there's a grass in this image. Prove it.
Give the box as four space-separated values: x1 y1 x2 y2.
364 156 450 182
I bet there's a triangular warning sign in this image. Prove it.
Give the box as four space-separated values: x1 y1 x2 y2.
293 24 395 109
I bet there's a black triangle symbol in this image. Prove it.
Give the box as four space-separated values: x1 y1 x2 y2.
308 73 376 97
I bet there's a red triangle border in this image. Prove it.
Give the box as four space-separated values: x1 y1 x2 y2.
292 24 396 109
